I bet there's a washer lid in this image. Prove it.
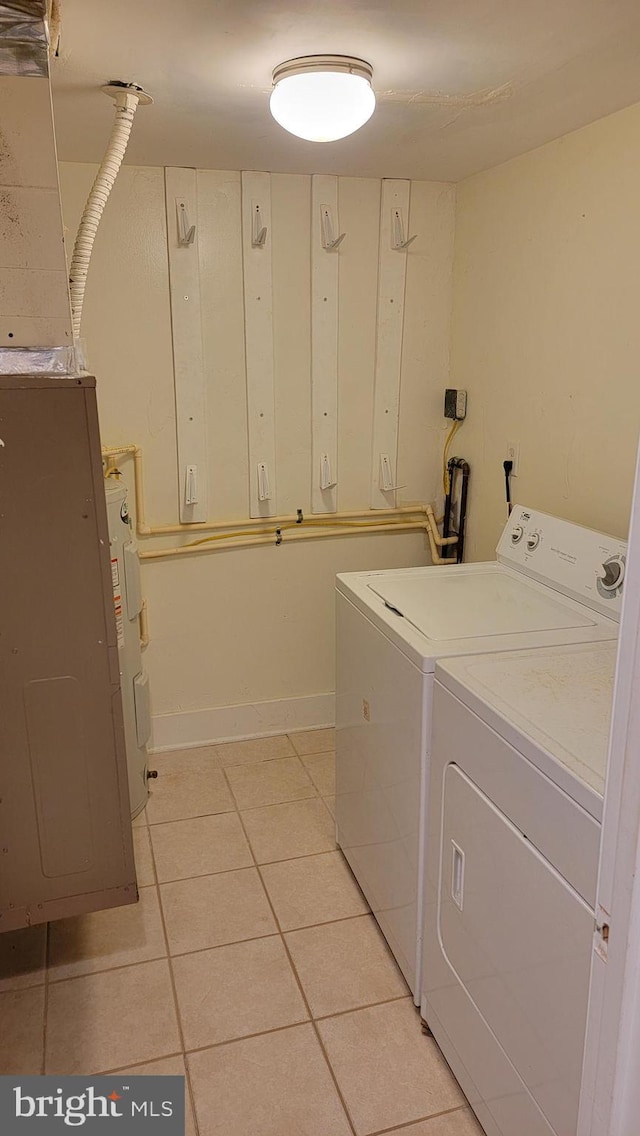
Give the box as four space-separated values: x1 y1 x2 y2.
367 568 596 642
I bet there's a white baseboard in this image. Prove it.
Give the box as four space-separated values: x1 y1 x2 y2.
150 692 335 753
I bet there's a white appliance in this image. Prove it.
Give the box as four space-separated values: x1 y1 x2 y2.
105 480 151 818
421 642 616 1136
335 506 625 998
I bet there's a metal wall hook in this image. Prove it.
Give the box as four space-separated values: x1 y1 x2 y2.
176 200 196 246
391 208 417 251
321 205 346 250
252 202 268 247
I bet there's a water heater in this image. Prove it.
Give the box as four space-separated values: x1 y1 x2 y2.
105 479 150 817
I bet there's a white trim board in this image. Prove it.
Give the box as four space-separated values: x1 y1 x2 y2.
165 167 208 523
241 171 277 518
311 175 340 513
150 691 335 752
370 179 411 509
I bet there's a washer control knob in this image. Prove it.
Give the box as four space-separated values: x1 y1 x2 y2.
511 525 524 544
526 532 540 552
599 558 625 592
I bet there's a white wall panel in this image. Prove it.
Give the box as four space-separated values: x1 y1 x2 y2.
311 175 340 513
370 180 412 508
337 177 381 509
242 171 277 518
397 182 456 507
165 167 208 522
271 174 312 517
197 170 249 519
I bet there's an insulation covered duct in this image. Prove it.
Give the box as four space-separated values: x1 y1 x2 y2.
0 0 48 78
0 0 74 368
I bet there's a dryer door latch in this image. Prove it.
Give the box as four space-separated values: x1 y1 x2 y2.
595 912 610 963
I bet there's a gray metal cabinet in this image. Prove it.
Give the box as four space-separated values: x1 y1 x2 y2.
0 373 136 931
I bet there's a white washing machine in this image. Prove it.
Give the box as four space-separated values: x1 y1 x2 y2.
335 506 625 999
421 641 616 1136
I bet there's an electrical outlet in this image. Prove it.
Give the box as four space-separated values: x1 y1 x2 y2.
506 441 520 477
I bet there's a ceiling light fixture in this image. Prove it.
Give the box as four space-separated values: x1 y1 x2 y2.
270 55 375 143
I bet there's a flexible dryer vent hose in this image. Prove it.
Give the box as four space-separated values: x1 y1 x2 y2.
69 84 151 339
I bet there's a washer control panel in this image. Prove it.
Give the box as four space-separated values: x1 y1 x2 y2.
497 505 627 619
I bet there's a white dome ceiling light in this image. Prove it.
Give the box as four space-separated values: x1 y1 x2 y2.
270 55 376 143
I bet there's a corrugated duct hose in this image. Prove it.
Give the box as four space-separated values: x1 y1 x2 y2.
69 83 152 339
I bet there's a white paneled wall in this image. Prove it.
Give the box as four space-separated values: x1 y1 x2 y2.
59 163 455 744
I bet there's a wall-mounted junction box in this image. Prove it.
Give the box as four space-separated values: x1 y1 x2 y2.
444 388 467 420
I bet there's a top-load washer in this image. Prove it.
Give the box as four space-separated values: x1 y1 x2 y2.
421 641 616 1136
335 505 626 999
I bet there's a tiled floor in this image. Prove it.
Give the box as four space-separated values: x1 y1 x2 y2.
0 728 482 1136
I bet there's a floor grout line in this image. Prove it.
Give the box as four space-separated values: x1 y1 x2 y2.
147 832 201 1136
88 1049 185 1077
228 768 358 1136
145 786 332 829
148 748 307 774
47 953 171 986
44 910 396 988
313 993 412 1024
146 807 237 827
41 921 50 1074
367 1104 472 1136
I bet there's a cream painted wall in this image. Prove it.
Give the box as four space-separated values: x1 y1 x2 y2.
450 101 640 561
58 163 455 742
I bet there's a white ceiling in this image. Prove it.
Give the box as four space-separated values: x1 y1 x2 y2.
51 0 640 182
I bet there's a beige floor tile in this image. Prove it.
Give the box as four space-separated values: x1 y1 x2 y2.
108 1055 197 1136
391 1109 484 1135
0 987 44 1073
151 813 252 883
188 1023 351 1136
286 915 407 1016
289 728 335 756
317 999 464 1135
226 755 315 809
173 935 308 1049
324 795 336 818
241 798 336 864
300 751 336 797
48 887 167 982
215 734 295 766
261 851 369 931
133 826 156 887
160 868 276 955
0 924 47 992
132 808 148 828
46 959 181 1074
152 745 225 768
146 752 234 825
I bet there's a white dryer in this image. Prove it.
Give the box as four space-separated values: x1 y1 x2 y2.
335 506 625 999
421 642 616 1136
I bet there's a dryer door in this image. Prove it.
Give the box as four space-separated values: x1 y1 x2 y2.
436 764 594 1136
